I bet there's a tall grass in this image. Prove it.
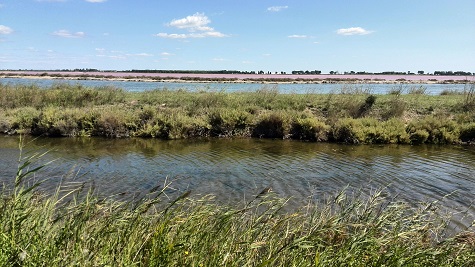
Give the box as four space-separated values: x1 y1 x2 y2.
0 83 126 109
1 144 473 266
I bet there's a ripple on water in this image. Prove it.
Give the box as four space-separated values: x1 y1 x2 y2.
0 137 474 232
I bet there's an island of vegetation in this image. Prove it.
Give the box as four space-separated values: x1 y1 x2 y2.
0 81 474 144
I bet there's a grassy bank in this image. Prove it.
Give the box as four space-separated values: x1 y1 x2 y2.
1 149 474 266
1 82 475 144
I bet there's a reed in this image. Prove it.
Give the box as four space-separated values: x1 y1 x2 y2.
1 145 473 266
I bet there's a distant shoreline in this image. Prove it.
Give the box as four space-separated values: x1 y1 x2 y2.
1 70 474 84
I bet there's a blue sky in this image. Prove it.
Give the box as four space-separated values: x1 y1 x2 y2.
1 0 474 73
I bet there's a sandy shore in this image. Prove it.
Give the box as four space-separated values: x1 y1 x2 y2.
1 71 474 84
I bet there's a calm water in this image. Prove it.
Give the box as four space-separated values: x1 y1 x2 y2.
0 77 470 95
0 136 474 232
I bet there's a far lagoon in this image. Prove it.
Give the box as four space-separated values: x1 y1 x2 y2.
0 76 472 95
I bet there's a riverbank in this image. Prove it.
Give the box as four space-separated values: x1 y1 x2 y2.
1 82 474 144
1 70 474 84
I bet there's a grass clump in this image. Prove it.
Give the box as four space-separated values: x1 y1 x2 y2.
1 147 474 266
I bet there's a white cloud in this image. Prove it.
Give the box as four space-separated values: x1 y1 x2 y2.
0 25 13 34
168 13 213 32
288 35 308 38
52 30 85 38
267 6 288 12
127 53 153 57
161 52 174 56
155 32 226 39
336 27 373 36
212 58 226 61
85 0 107 2
156 12 228 39
154 33 188 39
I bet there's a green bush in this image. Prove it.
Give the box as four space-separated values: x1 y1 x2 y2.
331 118 366 144
8 107 41 133
459 123 475 143
409 129 430 144
290 117 330 141
252 112 289 139
92 106 138 138
406 116 459 144
208 109 251 137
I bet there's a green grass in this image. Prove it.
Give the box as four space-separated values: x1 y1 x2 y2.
1 82 475 144
1 145 474 266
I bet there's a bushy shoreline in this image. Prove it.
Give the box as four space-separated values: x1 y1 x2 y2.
1 82 475 144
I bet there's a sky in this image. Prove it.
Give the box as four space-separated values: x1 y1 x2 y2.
0 0 474 74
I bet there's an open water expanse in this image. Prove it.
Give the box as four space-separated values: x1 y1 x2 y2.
0 77 471 95
0 136 474 233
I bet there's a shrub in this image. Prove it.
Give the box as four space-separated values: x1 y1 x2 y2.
459 123 475 143
331 118 365 144
406 116 459 144
330 118 410 144
252 112 289 139
208 109 251 137
354 94 376 118
8 107 41 133
290 117 330 141
92 106 138 138
164 113 210 139
409 129 430 144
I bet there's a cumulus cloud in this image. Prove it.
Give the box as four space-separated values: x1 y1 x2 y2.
52 30 85 38
0 25 13 34
156 13 228 39
267 6 288 12
288 35 308 38
336 27 373 35
168 13 213 32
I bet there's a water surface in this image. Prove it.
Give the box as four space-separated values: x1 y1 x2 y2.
0 77 470 95
1 136 474 232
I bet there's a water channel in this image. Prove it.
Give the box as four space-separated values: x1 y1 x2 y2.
0 77 471 95
0 136 474 233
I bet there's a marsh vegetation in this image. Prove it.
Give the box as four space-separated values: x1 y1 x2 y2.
1 82 475 144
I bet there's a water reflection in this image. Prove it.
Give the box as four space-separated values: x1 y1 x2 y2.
0 136 474 231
